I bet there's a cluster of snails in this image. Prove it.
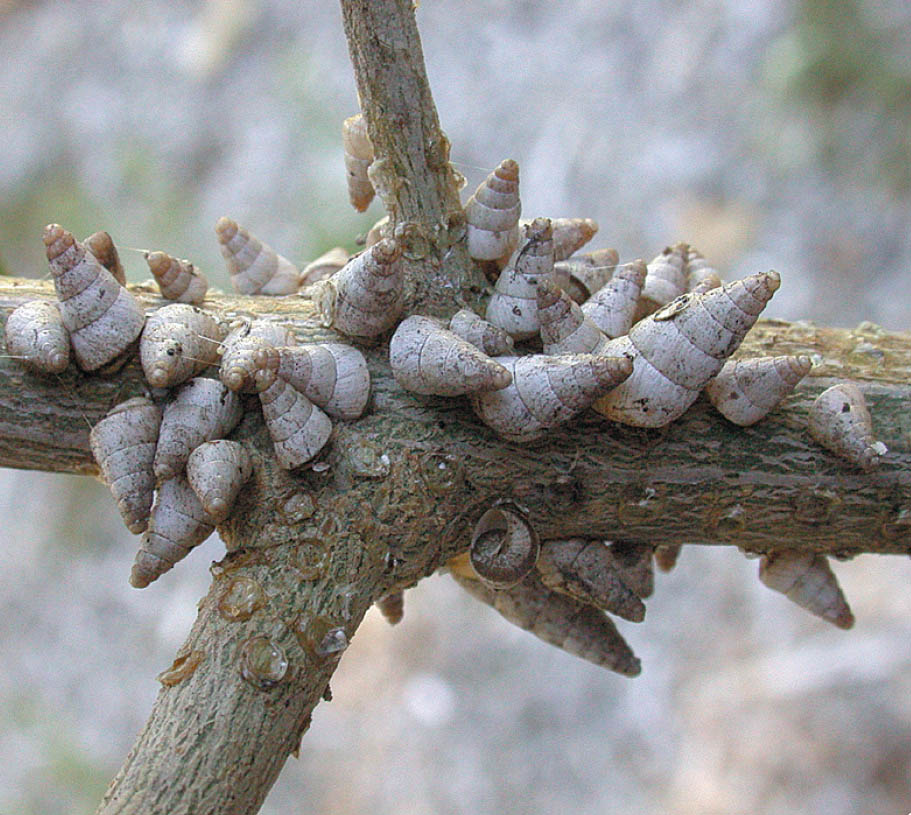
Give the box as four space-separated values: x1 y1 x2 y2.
5 223 370 589
2 118 888 673
331 135 886 665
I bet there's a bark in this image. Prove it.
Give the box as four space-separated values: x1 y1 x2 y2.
0 1 907 813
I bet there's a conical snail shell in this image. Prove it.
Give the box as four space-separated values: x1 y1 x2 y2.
580 259 647 339
389 315 512 397
521 217 598 262
273 342 370 420
312 238 404 339
258 375 333 469
4 300 70 374
635 242 688 320
552 247 619 304
84 231 126 286
759 550 854 629
186 439 252 523
153 378 243 481
464 159 521 261
593 270 781 427
145 250 209 304
469 504 540 589
452 572 641 677
536 277 609 355
131 474 218 588
448 309 515 357
300 247 350 288
704 355 812 426
342 113 375 212
219 319 296 393
140 304 225 388
89 396 161 534
44 224 146 371
807 382 887 470
536 538 646 622
215 217 300 295
470 353 632 442
485 217 555 341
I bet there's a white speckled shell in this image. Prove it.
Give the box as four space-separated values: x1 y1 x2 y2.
464 159 521 261
258 376 332 469
536 539 645 622
153 378 243 481
808 382 887 470
552 247 619 304
84 231 126 286
521 217 598 262
89 396 161 534
636 242 688 319
219 319 296 393
186 439 252 523
274 342 370 420
470 352 632 441
131 474 218 588
593 270 781 427
389 315 512 397
312 238 404 339
448 309 515 357
452 572 640 676
140 304 225 388
536 277 609 355
5 300 70 374
300 247 349 288
759 550 854 629
580 259 647 339
145 250 209 304
485 218 555 341
44 224 146 371
705 355 812 426
215 217 300 295
342 113 375 212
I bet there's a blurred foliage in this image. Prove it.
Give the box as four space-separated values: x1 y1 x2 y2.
765 0 911 190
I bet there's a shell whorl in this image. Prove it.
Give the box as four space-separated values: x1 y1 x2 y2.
485 217 555 341
636 242 689 319
145 250 209 304
536 277 609 355
545 217 599 262
808 383 887 471
43 224 146 371
469 504 540 589
552 247 619 304
186 439 252 523
258 374 333 469
84 231 126 286
704 355 812 426
313 238 404 339
759 551 854 629
89 396 161 534
4 300 70 374
448 309 515 357
219 319 296 393
274 342 371 420
593 270 781 427
389 315 512 397
464 158 521 261
579 259 647 339
342 113 375 212
470 352 632 441
153 377 243 482
215 217 300 295
140 304 225 388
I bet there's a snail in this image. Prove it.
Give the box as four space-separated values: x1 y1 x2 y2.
464 158 521 262
342 113 375 212
4 300 70 374
469 504 540 589
186 439 253 523
447 309 515 357
89 397 161 534
536 277 609 355
704 356 812 426
215 217 300 295
43 224 145 371
140 304 225 389
579 259 647 339
807 383 887 471
145 250 209 304
758 550 854 629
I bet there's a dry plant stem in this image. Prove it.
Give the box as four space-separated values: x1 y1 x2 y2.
340 0 486 316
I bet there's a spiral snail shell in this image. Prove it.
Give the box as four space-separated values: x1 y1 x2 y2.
4 300 70 374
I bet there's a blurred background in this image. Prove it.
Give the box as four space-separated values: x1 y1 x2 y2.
1 0 910 813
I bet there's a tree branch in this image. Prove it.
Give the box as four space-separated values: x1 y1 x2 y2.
340 0 487 316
